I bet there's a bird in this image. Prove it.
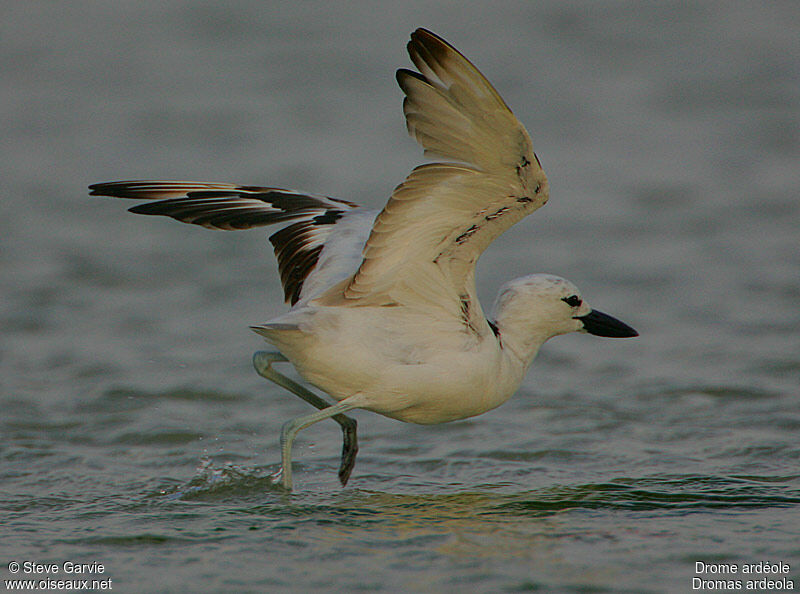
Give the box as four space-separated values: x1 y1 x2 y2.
90 28 638 490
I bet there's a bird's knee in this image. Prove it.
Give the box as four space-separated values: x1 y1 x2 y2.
280 417 301 445
339 416 357 433
253 350 287 375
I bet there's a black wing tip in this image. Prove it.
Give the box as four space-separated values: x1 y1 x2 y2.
88 182 116 196
409 28 454 58
396 68 427 87
127 203 158 215
89 180 153 199
410 28 442 44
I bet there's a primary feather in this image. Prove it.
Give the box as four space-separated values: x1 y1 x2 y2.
89 181 361 304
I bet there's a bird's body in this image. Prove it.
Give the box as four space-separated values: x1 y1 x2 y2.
91 29 637 489
257 298 523 425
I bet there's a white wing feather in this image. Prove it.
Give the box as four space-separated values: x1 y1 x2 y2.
334 29 548 328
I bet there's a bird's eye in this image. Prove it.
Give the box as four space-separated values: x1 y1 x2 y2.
562 295 582 307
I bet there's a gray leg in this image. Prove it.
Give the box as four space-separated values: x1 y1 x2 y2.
253 351 359 488
278 401 357 490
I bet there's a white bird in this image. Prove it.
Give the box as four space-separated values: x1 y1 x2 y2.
91 28 637 490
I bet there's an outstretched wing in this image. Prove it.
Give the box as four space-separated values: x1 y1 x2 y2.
337 29 549 328
89 181 360 304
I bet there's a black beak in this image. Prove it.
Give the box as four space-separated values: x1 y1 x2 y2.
577 310 638 338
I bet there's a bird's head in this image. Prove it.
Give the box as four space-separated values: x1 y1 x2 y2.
491 274 637 363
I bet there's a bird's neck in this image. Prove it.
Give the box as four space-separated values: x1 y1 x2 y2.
492 316 550 369
490 287 558 368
